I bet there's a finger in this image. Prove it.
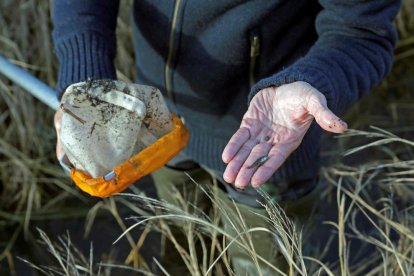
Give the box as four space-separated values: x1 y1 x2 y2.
223 138 258 184
54 110 62 132
306 96 347 133
56 135 65 161
54 110 64 160
234 142 272 189
222 127 251 163
314 109 347 134
251 146 289 188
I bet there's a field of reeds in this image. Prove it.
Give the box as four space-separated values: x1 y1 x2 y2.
1 0 414 275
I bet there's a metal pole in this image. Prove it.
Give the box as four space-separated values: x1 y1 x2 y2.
0 55 59 111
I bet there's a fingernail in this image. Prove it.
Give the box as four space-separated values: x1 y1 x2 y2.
251 182 259 189
339 119 348 128
234 182 244 190
333 119 346 128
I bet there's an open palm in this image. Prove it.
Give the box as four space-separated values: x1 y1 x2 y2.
222 81 347 189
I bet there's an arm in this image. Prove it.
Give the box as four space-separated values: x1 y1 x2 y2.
52 0 119 162
52 0 120 96
223 0 400 188
249 0 400 114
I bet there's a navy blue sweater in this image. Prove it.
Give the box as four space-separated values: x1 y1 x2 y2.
52 0 400 183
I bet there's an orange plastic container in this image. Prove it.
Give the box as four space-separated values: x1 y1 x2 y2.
70 114 189 197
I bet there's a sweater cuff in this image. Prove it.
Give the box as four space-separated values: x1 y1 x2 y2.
54 32 117 98
249 64 338 113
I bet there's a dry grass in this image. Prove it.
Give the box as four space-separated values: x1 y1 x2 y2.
0 0 137 271
1 0 414 275
20 132 414 275
0 2 86 270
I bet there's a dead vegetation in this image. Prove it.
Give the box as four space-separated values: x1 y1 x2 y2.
1 0 414 275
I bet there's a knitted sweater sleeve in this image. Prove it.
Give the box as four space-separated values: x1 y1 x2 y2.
249 0 401 114
51 0 120 96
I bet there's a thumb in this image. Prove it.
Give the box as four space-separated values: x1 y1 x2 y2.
54 110 65 160
307 94 347 134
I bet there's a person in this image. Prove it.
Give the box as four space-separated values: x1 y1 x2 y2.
51 0 400 274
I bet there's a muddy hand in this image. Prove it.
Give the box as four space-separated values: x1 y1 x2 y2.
222 81 347 189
